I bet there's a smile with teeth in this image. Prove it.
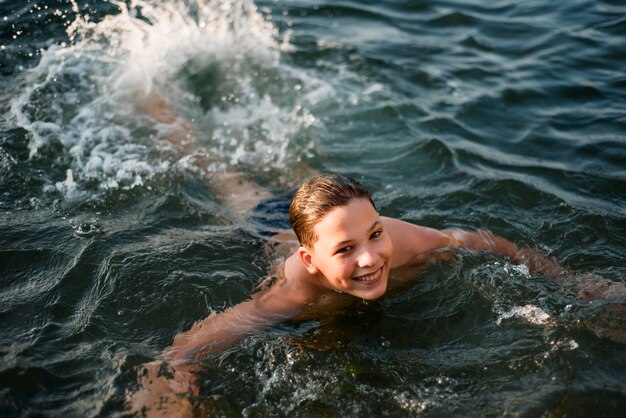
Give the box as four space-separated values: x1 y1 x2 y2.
352 266 383 283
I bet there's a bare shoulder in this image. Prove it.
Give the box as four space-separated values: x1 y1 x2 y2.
257 253 320 312
381 216 453 267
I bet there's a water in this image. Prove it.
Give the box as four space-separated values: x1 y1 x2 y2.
1 0 625 416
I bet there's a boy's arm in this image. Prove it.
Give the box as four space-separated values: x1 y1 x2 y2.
382 217 514 264
382 217 562 277
163 280 308 369
129 295 292 418
129 258 313 415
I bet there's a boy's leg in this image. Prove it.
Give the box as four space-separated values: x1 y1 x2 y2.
210 171 271 217
143 91 272 215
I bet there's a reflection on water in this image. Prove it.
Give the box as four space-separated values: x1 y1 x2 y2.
1 0 625 416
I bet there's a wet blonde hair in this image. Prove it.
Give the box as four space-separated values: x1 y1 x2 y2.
289 174 376 248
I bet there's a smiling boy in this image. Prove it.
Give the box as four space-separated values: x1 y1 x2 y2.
131 173 626 416
161 173 528 365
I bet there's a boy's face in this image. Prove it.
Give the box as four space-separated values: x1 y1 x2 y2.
304 198 393 300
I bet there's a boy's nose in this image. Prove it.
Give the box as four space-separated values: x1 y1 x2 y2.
358 248 378 268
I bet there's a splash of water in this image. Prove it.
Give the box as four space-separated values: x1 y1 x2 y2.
8 0 319 203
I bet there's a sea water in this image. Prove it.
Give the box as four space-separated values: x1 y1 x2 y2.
1 0 625 416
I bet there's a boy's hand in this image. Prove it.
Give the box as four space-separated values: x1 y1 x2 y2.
127 360 201 418
512 247 563 278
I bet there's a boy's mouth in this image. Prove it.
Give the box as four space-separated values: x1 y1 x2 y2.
352 266 383 284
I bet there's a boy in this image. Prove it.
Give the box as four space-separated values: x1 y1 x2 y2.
130 173 624 417
162 173 534 365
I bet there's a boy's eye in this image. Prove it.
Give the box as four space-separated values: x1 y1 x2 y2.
370 230 382 239
336 246 352 254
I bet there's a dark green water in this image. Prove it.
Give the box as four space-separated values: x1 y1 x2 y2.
1 0 625 416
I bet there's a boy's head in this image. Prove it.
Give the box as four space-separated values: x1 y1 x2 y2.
289 174 376 248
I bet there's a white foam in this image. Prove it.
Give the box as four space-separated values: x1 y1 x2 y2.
503 263 530 277
8 0 323 203
496 304 551 325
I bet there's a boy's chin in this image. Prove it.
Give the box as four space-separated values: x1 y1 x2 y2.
358 292 385 301
352 280 388 300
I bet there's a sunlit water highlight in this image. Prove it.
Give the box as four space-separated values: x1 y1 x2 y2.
1 0 625 416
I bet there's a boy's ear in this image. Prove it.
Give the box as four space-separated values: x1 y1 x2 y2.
297 246 319 275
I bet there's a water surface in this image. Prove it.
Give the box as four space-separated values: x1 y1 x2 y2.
1 0 625 416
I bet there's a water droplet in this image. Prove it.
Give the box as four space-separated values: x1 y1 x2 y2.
73 221 103 237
